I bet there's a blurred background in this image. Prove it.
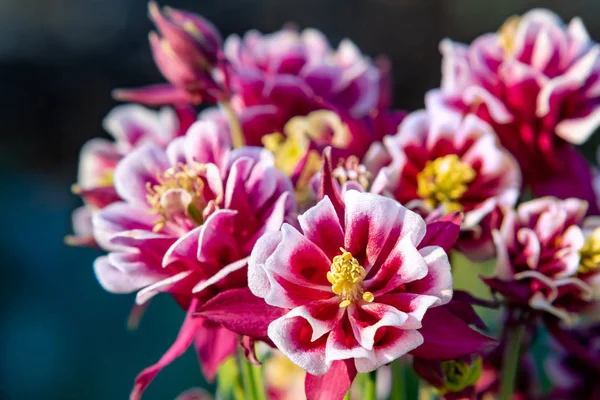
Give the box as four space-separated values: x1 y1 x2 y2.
1 0 599 399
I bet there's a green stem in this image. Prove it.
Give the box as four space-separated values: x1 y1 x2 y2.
235 346 266 400
220 100 245 149
499 322 525 400
364 371 377 400
391 361 406 400
343 392 351 400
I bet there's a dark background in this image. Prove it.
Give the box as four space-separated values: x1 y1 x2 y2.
1 1 598 399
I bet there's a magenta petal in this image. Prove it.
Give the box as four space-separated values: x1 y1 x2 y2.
318 147 346 224
113 84 194 106
409 306 496 361
194 321 237 381
421 212 463 252
298 196 345 260
194 288 285 339
130 299 201 400
531 146 600 215
305 359 357 400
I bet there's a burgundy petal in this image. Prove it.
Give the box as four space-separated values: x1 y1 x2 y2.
421 212 463 253
409 306 496 360
194 288 286 339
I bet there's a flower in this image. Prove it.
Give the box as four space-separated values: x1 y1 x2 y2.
483 197 598 324
435 9 600 211
66 104 194 247
371 104 521 261
113 3 227 106
92 120 296 398
224 27 381 119
248 190 493 399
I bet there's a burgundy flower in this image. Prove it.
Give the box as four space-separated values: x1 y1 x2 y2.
67 104 194 247
435 9 600 211
483 197 598 323
92 120 296 398
248 190 493 399
370 104 521 261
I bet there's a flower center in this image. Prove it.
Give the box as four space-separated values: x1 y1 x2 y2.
327 248 374 308
438 358 482 395
498 15 521 55
333 156 372 190
579 227 600 274
146 162 207 232
416 154 476 213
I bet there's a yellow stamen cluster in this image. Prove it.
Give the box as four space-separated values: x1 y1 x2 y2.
146 163 206 232
579 227 600 274
416 154 476 213
438 358 482 395
498 15 521 55
327 248 374 308
262 132 308 176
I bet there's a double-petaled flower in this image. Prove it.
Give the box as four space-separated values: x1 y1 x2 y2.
484 197 600 324
247 190 493 399
370 104 521 261
435 9 600 212
67 104 194 247
92 120 296 398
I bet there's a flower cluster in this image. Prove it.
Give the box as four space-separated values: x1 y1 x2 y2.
69 4 600 400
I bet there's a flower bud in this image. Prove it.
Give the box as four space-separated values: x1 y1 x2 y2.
149 2 222 69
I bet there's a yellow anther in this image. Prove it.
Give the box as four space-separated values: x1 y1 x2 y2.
262 132 308 176
328 248 373 307
146 162 207 232
416 154 476 213
498 15 521 55
579 227 600 274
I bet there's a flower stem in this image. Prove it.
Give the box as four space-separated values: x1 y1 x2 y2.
220 100 245 149
236 347 266 400
364 371 377 400
498 322 525 400
391 361 406 400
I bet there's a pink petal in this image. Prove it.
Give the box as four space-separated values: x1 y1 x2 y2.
113 84 194 106
406 246 453 305
268 315 329 375
298 196 345 260
376 293 441 329
305 360 357 400
343 191 426 272
194 321 237 381
94 255 168 294
130 299 202 400
355 328 424 373
114 144 170 207
348 302 408 350
92 202 158 250
285 298 345 342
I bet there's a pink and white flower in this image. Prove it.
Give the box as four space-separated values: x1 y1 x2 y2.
484 197 598 324
248 190 493 399
67 104 194 246
92 120 296 398
370 104 521 261
225 27 381 120
435 9 600 211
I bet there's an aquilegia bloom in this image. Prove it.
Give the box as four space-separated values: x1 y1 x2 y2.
249 190 492 398
370 103 520 261
435 9 600 211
